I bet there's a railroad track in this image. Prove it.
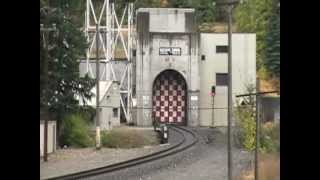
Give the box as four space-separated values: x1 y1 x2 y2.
45 125 198 180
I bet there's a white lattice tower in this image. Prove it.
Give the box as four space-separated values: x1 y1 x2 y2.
84 0 134 123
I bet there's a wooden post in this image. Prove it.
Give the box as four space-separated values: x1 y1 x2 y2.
95 23 101 149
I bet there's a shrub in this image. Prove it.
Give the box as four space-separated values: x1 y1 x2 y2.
260 122 280 153
60 114 94 148
75 106 96 124
234 84 257 151
234 82 280 154
234 104 256 151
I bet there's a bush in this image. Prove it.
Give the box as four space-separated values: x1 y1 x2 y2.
260 122 280 153
60 114 94 148
234 104 256 151
75 106 96 124
235 104 280 153
234 84 257 151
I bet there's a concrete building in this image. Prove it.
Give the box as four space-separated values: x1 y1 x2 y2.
78 80 121 130
79 8 256 128
133 8 256 127
134 8 200 127
199 33 256 127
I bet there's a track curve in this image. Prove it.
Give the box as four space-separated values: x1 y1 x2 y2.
45 125 198 180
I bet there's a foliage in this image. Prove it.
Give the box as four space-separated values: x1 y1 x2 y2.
60 114 94 147
171 0 216 24
234 84 256 151
194 0 216 24
41 0 86 27
134 0 216 24
135 0 161 8
235 0 276 71
260 122 280 153
101 128 159 148
40 2 95 121
265 3 280 78
76 106 96 124
234 84 280 153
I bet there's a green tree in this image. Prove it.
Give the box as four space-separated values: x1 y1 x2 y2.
168 0 216 24
265 2 280 78
135 0 161 8
40 1 95 143
235 0 275 70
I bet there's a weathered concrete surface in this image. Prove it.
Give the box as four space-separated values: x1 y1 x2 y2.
199 33 256 127
135 8 200 126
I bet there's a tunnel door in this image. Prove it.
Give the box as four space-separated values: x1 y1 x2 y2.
152 70 187 125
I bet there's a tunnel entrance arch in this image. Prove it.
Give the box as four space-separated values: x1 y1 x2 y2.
152 70 187 125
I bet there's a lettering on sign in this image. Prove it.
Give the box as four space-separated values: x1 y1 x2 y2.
159 47 181 56
171 47 181 56
159 47 171 55
191 96 198 101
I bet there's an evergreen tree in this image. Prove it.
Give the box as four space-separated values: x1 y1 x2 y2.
235 0 274 70
265 2 280 78
169 0 216 24
40 1 95 123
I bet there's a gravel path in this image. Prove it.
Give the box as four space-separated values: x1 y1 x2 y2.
40 128 172 180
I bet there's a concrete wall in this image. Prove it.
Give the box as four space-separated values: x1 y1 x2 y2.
135 8 199 126
199 33 256 127
135 9 256 127
40 121 56 157
138 8 196 33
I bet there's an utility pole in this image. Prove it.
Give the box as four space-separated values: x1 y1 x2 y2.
40 14 56 162
213 1 240 179
255 78 261 180
95 23 101 149
227 5 234 180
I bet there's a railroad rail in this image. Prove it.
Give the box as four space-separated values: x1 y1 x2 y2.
45 125 198 180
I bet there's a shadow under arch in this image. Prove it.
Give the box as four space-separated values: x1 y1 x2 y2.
152 69 188 126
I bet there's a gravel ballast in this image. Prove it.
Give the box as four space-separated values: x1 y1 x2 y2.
88 127 253 180
41 127 253 180
40 127 171 180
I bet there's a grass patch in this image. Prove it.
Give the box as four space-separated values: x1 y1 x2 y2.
101 127 160 148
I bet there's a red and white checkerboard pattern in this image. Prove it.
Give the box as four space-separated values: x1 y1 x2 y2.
152 71 187 124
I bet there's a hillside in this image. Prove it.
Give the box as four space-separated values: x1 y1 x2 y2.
199 22 236 33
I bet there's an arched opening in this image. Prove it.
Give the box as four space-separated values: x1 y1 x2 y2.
152 70 187 125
